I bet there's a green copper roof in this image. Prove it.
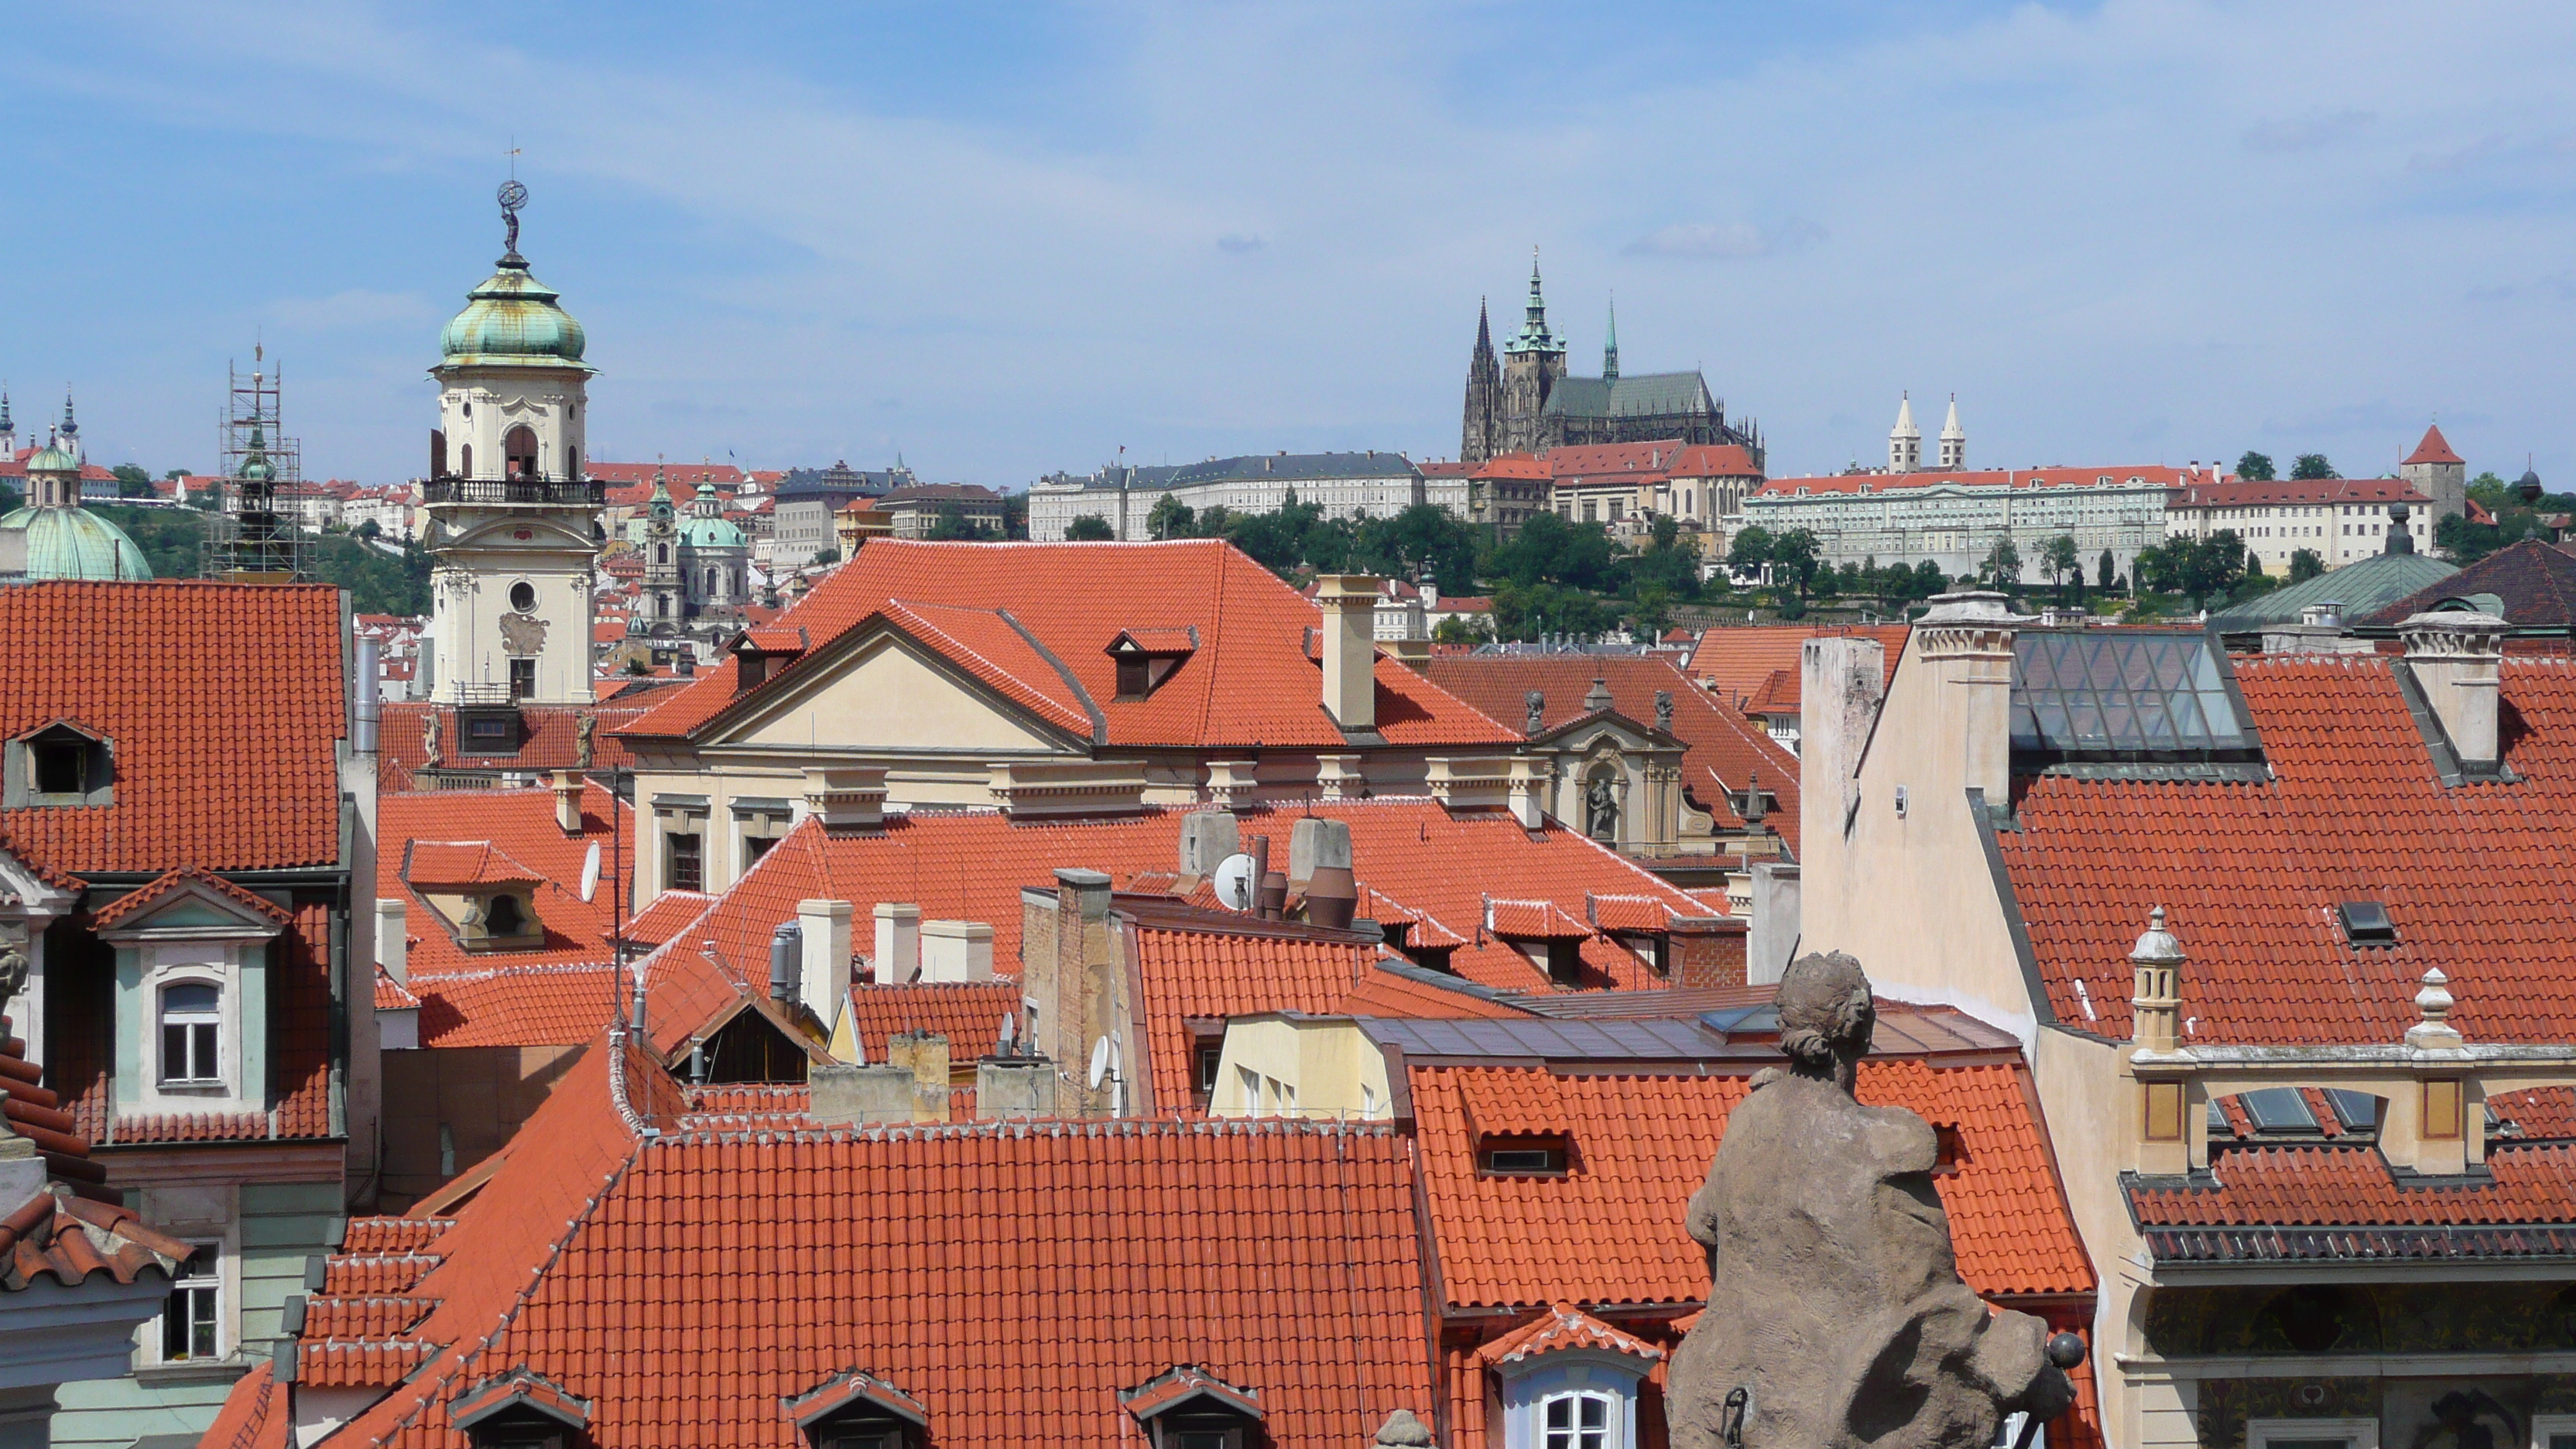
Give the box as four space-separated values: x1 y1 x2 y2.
438 255 591 371
2210 550 2460 629
680 513 745 548
24 443 76 474
1 504 153 581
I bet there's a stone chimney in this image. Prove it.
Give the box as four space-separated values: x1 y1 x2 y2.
803 766 887 831
1797 635 1888 869
2402 611 2507 769
1291 817 1356 930
919 920 995 981
1910 591 2027 805
810 1060 930 1127
796 899 855 1027
2127 906 2182 1053
1178 810 1242 879
1583 677 1614 714
1021 868 1124 1117
883 1029 952 1122
975 1053 1060 1120
1314 575 1382 732
1375 1410 1435 1449
549 769 584 834
375 898 409 986
872 903 922 984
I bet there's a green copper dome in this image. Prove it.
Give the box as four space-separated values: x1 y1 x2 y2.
681 482 745 547
2 504 153 581
24 443 77 474
438 255 591 369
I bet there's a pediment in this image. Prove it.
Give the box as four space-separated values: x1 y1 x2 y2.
1527 710 1673 752
91 867 292 944
703 621 1083 755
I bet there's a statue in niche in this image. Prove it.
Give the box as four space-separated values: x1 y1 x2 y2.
574 711 597 770
0 932 28 1025
1668 951 2080 1449
1585 771 1619 841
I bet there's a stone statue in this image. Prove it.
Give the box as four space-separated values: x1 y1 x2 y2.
1656 689 1675 732
1585 772 1619 840
1524 690 1545 735
422 709 443 765
0 933 26 1026
574 711 597 769
1669 951 2078 1449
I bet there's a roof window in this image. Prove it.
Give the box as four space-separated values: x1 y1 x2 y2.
2324 1089 2381 1131
8 720 115 808
1478 1133 1571 1176
2008 630 2261 778
2240 1087 2317 1134
2336 900 2396 947
1105 629 1197 701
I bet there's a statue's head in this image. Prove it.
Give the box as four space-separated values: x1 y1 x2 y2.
1776 951 1873 1086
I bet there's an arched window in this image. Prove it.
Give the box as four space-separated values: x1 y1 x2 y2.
160 982 221 1085
459 443 474 478
656 543 670 564
505 425 540 479
485 894 525 936
707 567 721 596
566 446 579 478
658 594 672 618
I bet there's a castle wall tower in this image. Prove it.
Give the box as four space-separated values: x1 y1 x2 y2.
1500 250 1567 455
1888 392 1921 474
1937 395 1965 471
2400 423 2468 526
1461 299 1503 465
423 181 603 707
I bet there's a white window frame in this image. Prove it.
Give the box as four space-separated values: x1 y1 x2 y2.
159 1240 224 1363
2248 1418 2379 1449
157 978 224 1088
1540 1390 1615 1449
2531 1415 2576 1449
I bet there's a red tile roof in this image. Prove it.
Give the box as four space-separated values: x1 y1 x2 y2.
0 582 346 872
2 1012 191 1293
232 1034 1439 1449
2170 477 2427 509
641 800 1711 1053
622 889 715 951
378 703 645 791
89 865 294 931
2496 1087 2576 1139
412 964 626 1048
844 981 1020 1061
1423 655 1803 850
1410 1059 2094 1310
1472 1303 1664 1367
1756 464 2197 498
2129 1142 2576 1259
379 786 632 978
1471 454 1550 481
405 842 547 889
2404 424 2465 467
2362 538 2576 628
1688 624 1908 714
1129 919 1382 1106
1996 656 2576 1045
617 540 1519 750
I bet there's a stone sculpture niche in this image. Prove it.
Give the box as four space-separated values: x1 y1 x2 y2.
1668 951 2083 1449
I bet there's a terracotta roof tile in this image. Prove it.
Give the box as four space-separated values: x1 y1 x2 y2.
617 539 1518 750
1997 656 2576 1045
845 982 1020 1061
406 842 548 889
0 581 345 871
378 703 644 791
2362 538 2576 627
380 786 634 978
1757 464 2197 498
1687 624 1907 718
89 865 293 931
2129 1142 2576 1260
2405 423 2465 467
1473 1303 1665 1366
409 964 626 1049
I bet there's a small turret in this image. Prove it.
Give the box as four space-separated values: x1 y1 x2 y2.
1938 394 1965 471
1603 295 1620 382
2128 906 2183 1053
1889 392 1921 474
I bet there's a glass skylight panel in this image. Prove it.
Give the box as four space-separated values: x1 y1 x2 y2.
2241 1087 2319 1133
2008 631 2253 764
2324 1089 2381 1131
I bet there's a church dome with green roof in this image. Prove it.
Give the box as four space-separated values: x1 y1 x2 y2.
680 483 745 548
25 442 77 475
1 502 153 582
438 255 591 369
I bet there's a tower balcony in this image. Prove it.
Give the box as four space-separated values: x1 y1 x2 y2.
423 476 605 506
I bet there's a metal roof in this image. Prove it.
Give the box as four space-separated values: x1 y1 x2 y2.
1540 372 1714 422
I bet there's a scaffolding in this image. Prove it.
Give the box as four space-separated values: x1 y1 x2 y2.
205 350 311 583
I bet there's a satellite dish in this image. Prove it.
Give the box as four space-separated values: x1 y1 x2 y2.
1088 1036 1113 1090
1213 852 1258 911
578 841 601 903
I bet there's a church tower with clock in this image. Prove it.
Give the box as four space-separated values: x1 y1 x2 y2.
423 180 605 707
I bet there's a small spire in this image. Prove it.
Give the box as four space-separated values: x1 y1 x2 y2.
1475 297 1492 354
1 385 13 434
1603 294 1620 382
60 387 77 438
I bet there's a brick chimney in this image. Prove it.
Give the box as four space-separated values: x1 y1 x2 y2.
1668 916 1747 988
2401 611 2507 769
1019 868 1129 1118
872 903 921 983
1314 575 1382 732
549 769 584 834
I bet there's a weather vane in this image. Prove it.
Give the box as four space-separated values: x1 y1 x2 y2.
498 176 529 257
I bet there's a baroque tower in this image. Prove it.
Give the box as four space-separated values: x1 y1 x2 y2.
1461 299 1503 465
423 180 603 707
1888 392 1921 474
640 464 683 624
1500 249 1567 456
1938 395 1965 471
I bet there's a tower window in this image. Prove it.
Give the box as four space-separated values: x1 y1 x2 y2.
505 425 540 479
509 581 537 612
460 444 473 478
509 659 537 700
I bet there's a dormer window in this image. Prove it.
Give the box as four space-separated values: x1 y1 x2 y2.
1121 1366 1264 1449
159 982 224 1087
787 1370 927 1449
450 1369 589 1449
1105 629 1197 701
9 720 113 807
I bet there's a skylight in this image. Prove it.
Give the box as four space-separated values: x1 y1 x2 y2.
2008 630 2259 773
2324 1089 2381 1131
2241 1087 2318 1134
2336 901 2396 947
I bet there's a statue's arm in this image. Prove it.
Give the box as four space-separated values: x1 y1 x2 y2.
1686 1166 1723 1248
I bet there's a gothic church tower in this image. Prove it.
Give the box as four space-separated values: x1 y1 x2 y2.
1461 300 1503 464
1501 250 1567 456
423 181 604 707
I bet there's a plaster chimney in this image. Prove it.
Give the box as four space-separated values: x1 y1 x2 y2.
549 769 584 834
1506 756 1550 831
2401 611 2507 769
883 1029 953 1122
1177 810 1242 878
375 898 409 986
1798 636 1888 858
1910 591 2027 804
1314 574 1382 731
796 899 855 1028
873 903 922 983
2127 906 2183 1053
920 920 995 981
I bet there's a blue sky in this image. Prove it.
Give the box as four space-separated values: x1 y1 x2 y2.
8 2 2576 488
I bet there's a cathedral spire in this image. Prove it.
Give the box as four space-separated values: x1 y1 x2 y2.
1603 295 1619 382
1475 297 1492 355
1524 247 1547 334
1461 296 1505 464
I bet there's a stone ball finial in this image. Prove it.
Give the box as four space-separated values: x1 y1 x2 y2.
1375 1409 1434 1448
2130 906 2184 964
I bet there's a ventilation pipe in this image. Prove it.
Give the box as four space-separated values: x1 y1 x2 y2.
769 920 802 1002
352 636 381 755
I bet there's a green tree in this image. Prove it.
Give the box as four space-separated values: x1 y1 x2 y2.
2177 530 2247 603
1064 515 1115 541
356 519 382 541
2245 546 2264 581
1356 504 1478 594
1979 533 2023 588
1146 495 1196 540
1002 491 1029 540
1430 614 1488 646
2237 451 2276 481
2098 549 2117 591
1913 560 1947 598
1492 581 1617 641
111 464 153 498
925 504 990 541
1489 510 1617 591
2289 454 2338 481
2040 534 2079 593
1726 524 1774 579
1769 527 1821 598
810 546 841 565
2287 548 2325 583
